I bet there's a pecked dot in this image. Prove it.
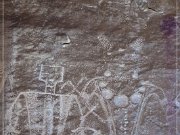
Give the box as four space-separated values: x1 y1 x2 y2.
130 93 142 104
113 95 129 108
104 70 112 77
99 81 108 88
101 89 114 100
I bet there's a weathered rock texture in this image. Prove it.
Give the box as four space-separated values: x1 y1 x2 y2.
1 0 180 135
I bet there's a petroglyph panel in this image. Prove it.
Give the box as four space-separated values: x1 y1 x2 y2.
1 0 179 135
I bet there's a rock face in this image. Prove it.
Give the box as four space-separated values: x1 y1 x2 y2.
1 0 180 135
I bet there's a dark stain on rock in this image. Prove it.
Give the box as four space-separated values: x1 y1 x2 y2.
160 15 176 37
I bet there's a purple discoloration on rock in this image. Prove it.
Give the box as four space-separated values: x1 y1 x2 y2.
160 16 176 65
160 16 176 36
167 106 176 116
160 16 176 68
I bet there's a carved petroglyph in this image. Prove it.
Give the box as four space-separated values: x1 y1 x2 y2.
129 38 144 58
6 65 119 135
39 64 64 93
5 65 170 135
3 0 177 134
98 34 112 51
113 95 129 108
130 83 167 135
130 93 142 104
6 27 171 133
6 91 82 134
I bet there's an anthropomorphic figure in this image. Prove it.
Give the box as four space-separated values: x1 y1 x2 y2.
6 65 116 135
